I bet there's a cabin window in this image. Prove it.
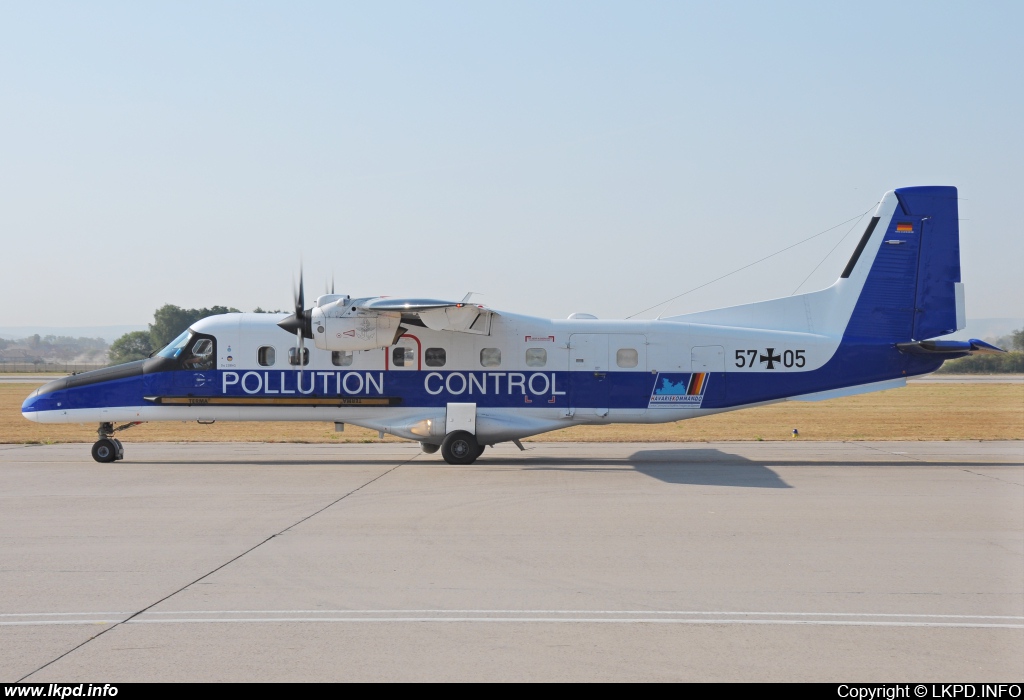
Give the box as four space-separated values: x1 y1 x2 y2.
332 350 353 367
258 346 276 367
616 348 639 368
480 348 501 367
392 346 415 367
288 347 310 366
425 348 446 367
525 348 547 367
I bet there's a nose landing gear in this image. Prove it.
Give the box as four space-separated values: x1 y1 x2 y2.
91 421 141 463
91 436 122 463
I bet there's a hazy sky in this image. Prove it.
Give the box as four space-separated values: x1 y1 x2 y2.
1 1 1021 327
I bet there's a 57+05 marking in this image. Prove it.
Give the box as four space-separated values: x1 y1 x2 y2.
735 348 805 370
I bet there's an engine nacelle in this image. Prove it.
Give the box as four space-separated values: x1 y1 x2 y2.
310 304 402 352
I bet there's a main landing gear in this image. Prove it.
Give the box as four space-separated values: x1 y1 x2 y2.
91 422 141 463
439 430 486 465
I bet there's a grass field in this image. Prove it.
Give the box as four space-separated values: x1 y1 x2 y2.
3 381 1021 444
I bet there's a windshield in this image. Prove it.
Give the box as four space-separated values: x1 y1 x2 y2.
156 330 193 359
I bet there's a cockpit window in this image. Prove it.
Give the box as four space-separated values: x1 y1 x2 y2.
157 331 193 359
181 337 215 370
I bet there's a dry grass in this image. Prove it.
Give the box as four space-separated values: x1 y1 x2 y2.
2 382 1021 445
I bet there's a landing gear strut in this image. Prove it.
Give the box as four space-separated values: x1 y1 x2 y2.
91 422 141 463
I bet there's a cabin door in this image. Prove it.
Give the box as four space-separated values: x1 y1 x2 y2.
569 334 609 417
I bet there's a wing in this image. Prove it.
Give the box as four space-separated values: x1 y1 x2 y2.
355 298 495 335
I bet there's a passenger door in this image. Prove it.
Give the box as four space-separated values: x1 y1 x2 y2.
607 334 648 418
569 334 609 417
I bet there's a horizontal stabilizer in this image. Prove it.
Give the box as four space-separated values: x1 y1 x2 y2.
896 339 1005 356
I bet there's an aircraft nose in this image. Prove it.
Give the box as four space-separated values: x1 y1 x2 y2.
21 388 43 422
22 379 67 422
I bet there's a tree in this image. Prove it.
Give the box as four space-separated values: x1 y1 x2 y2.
108 331 153 364
109 303 241 364
1013 328 1024 352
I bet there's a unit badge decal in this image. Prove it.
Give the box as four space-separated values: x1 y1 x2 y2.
648 372 709 409
355 319 375 340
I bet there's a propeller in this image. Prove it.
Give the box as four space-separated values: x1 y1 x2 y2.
277 266 313 378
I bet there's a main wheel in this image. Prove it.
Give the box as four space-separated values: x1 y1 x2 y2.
441 431 479 465
421 442 440 454
474 443 486 459
91 439 118 463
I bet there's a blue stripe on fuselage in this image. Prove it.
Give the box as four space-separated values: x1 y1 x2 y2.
23 346 944 416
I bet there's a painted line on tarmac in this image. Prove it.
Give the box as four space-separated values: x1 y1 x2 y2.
0 620 122 626
8 609 1023 619
127 617 1024 629
137 609 1024 620
5 610 1022 629
0 612 129 617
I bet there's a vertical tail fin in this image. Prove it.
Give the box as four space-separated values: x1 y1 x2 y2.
662 186 964 344
842 186 963 342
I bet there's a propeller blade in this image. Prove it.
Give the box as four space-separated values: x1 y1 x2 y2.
278 262 313 341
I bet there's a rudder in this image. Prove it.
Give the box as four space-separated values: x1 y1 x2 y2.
897 186 963 340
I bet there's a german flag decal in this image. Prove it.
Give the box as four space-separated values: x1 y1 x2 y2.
896 222 914 233
686 372 707 396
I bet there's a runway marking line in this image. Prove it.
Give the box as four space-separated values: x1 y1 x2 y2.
127 618 1024 629
3 618 1019 629
144 609 1024 619
6 610 1023 619
5 610 1022 629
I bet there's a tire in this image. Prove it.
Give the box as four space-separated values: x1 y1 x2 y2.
421 442 440 454
441 431 479 465
474 443 486 459
91 439 118 463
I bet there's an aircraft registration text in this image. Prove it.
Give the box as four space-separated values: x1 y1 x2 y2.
734 348 806 370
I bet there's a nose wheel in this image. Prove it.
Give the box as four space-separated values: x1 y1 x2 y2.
92 421 140 463
91 437 123 463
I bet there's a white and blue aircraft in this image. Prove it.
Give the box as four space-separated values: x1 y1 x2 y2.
22 186 1003 464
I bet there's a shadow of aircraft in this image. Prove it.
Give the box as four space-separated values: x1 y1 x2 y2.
627 448 792 488
491 448 792 488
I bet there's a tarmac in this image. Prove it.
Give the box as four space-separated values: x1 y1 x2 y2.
1 440 1021 682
